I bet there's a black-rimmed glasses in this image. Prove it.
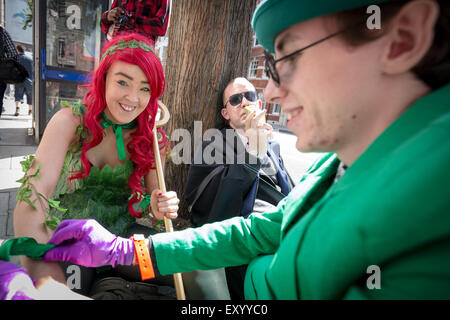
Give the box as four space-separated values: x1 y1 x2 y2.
264 22 365 87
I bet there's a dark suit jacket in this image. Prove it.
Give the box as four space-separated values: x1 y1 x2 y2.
185 127 294 227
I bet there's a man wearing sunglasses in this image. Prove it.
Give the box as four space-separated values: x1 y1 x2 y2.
184 77 294 299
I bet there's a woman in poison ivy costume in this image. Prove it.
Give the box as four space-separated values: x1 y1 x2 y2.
13 33 180 295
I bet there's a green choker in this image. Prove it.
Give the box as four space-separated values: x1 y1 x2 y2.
100 112 137 161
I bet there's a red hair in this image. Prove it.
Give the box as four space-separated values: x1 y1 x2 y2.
69 33 167 218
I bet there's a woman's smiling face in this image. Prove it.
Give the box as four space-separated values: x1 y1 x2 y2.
104 60 151 124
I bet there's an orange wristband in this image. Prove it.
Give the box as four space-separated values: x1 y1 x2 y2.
131 234 155 280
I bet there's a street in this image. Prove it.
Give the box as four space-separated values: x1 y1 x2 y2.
0 95 33 130
0 95 36 260
0 95 35 191
272 129 323 183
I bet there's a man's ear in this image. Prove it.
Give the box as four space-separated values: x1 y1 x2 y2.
221 107 230 120
380 0 439 75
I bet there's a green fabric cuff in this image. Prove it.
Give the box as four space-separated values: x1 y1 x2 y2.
0 238 56 262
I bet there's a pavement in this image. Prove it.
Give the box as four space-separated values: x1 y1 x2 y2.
0 96 37 249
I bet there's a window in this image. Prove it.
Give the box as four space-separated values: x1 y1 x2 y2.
272 103 281 115
46 0 103 71
248 61 259 78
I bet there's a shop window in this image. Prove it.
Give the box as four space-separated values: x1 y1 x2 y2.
45 81 88 124
46 0 103 71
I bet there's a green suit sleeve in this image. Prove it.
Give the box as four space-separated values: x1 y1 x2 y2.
152 209 282 276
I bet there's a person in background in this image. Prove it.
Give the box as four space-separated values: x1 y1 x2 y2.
101 0 170 46
14 45 33 117
184 77 294 299
0 82 5 120
0 25 18 119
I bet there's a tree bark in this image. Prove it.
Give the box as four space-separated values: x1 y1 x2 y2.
162 0 257 221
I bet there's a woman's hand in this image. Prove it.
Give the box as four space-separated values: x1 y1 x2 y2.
150 189 179 220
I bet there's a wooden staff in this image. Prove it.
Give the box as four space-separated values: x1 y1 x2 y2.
153 101 186 300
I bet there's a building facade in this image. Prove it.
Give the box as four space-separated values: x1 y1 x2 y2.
247 1 287 127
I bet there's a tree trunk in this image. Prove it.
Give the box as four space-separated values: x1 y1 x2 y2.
162 0 257 222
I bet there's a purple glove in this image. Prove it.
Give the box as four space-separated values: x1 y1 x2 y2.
43 219 134 268
0 261 35 300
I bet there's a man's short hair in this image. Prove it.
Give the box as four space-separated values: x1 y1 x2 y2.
221 78 238 107
221 77 256 107
16 45 25 54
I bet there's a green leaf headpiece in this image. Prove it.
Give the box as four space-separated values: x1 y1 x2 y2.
101 38 156 61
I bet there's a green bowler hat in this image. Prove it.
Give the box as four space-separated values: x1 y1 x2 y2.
252 0 400 53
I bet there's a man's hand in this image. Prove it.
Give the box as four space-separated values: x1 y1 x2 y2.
245 110 273 159
43 219 134 268
107 7 124 22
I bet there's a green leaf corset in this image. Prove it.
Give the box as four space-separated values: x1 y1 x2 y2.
16 151 139 237
48 151 137 237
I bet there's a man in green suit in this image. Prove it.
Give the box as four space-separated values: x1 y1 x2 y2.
42 0 450 299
